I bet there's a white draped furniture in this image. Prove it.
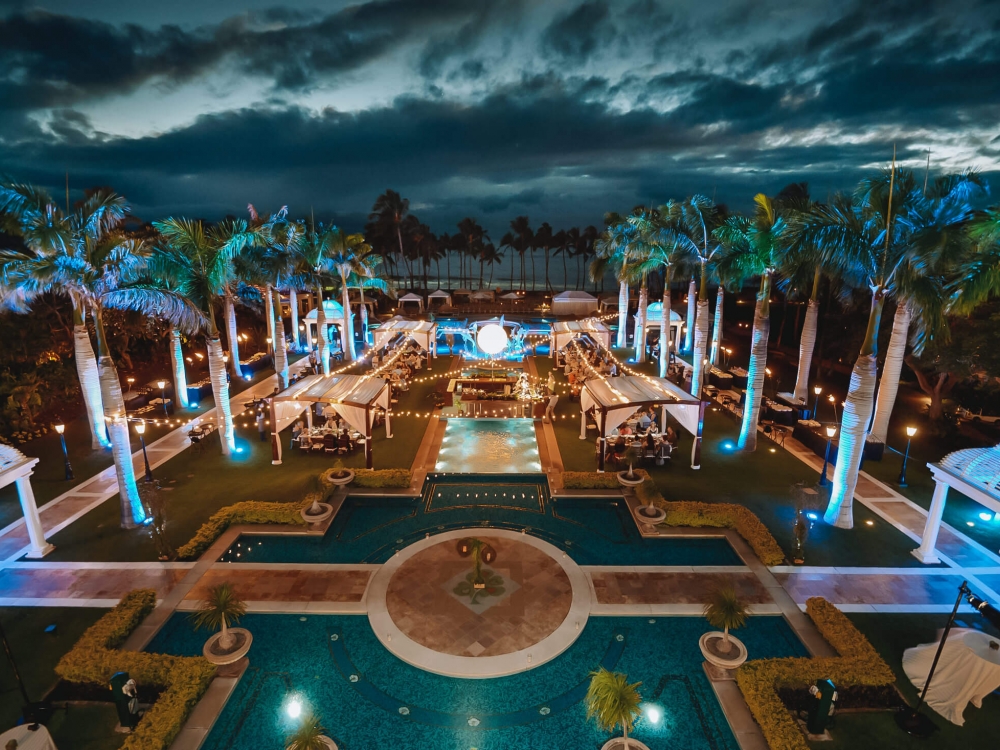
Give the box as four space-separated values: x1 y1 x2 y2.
0 444 53 558
550 318 611 355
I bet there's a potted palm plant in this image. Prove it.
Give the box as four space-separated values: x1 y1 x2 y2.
616 445 644 487
698 585 749 672
286 713 338 750
191 582 253 665
320 459 355 487
585 667 650 750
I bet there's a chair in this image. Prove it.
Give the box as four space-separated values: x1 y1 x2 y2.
323 434 338 454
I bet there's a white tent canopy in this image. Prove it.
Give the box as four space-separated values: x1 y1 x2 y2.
269 373 392 468
470 289 494 301
428 289 452 306
500 292 522 300
579 374 705 470
372 319 439 357
552 290 599 316
398 292 424 312
550 318 612 354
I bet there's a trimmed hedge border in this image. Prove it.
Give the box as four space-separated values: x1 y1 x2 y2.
55 589 217 750
175 499 310 560
735 597 896 750
560 471 786 566
343 468 412 488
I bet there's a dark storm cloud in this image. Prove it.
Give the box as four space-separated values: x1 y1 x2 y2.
542 1 611 62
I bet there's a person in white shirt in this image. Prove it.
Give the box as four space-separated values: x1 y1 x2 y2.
544 393 559 423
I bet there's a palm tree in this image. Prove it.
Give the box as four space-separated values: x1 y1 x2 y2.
715 194 787 451
257 206 304 389
790 164 968 528
291 221 342 374
509 216 533 291
0 181 123 450
3 202 200 527
286 714 330 750
326 228 378 362
368 190 410 282
536 222 554 291
703 585 749 654
593 212 636 349
153 217 258 456
190 582 247 651
585 668 642 750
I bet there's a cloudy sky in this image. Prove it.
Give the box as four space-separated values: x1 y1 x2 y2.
1 0 997 235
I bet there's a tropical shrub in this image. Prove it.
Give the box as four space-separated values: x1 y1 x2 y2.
176 500 307 560
561 471 624 489
350 468 412 487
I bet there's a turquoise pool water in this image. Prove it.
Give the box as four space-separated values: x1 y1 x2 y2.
219 474 743 566
147 613 808 750
435 420 542 473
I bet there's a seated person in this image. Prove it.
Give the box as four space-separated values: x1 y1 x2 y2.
645 432 658 452
637 411 652 430
613 436 627 454
619 424 633 436
665 426 679 445
338 429 353 451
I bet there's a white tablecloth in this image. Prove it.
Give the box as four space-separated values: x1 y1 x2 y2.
0 724 58 750
903 628 1000 725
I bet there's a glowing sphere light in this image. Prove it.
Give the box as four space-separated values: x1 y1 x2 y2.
477 323 508 355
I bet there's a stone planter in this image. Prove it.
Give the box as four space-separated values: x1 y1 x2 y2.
600 738 651 750
301 502 334 524
616 470 644 487
633 505 666 525
203 628 253 665
698 631 748 670
321 469 355 487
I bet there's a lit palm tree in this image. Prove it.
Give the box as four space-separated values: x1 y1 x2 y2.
789 164 972 527
585 668 642 750
593 212 637 349
190 582 247 651
3 211 200 527
953 206 1000 311
703 585 749 653
255 205 304 389
326 228 378 362
291 221 343 374
153 217 259 456
286 714 330 750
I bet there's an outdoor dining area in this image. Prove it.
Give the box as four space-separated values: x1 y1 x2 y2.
597 406 680 467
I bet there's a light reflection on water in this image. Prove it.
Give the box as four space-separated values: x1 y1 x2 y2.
435 419 541 473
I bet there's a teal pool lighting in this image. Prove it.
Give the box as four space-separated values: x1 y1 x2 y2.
286 695 302 719
980 512 993 521
721 440 735 451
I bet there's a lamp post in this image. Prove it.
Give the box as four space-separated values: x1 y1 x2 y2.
157 380 168 415
135 421 153 482
828 394 838 423
898 426 917 487
54 424 74 480
818 425 837 487
812 385 822 419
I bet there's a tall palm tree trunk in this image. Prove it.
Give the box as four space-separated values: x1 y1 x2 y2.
359 286 369 347
825 292 886 529
634 282 648 363
289 288 299 351
869 302 911 444
224 293 242 379
272 289 289 388
684 277 696 352
658 273 672 377
616 281 629 348
544 248 551 291
207 333 235 455
169 327 190 409
737 275 772 452
264 286 275 354
562 250 568 291
73 304 110 449
793 270 822 403
93 307 144 528
530 249 536 291
690 274 711 397
316 284 330 374
709 286 724 367
341 279 356 361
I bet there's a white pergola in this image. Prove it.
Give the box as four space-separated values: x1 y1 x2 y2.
428 289 453 307
914 444 1000 564
398 292 424 312
580 374 706 471
0 445 53 558
640 303 685 351
372 319 438 364
302 299 349 351
270 373 392 469
549 318 612 355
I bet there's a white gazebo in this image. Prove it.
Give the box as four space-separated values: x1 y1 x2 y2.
470 289 495 302
914 444 1000 564
641 302 685 352
372 319 439 363
579 374 705 470
428 289 452 307
599 294 637 313
0 445 53 557
398 292 424 312
302 299 349 351
551 290 599 316
269 374 392 469
550 318 612 355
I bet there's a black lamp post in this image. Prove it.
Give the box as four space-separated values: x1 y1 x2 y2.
898 425 917 487
818 425 836 487
135 421 153 482
812 385 822 420
157 380 168 416
54 424 73 481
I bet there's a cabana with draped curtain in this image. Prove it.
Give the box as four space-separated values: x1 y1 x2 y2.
579 374 705 470
269 373 392 469
371 319 438 364
549 318 612 356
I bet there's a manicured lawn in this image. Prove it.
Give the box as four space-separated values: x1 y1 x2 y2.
540 353 938 568
38 356 442 563
814 613 1000 749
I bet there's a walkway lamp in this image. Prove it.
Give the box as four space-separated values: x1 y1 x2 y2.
135 421 153 482
819 426 837 487
828 394 837 423
898 426 917 487
157 380 168 415
54 424 73 481
812 385 822 419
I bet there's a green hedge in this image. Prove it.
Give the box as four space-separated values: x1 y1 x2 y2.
176 500 308 560
350 468 412 488
561 471 624 489
55 590 217 750
735 597 896 750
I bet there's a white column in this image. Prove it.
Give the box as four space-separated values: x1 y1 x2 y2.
16 475 54 558
913 478 949 564
579 409 587 439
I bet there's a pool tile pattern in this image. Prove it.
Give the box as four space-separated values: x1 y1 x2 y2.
385 536 572 657
590 570 772 605
184 566 372 604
